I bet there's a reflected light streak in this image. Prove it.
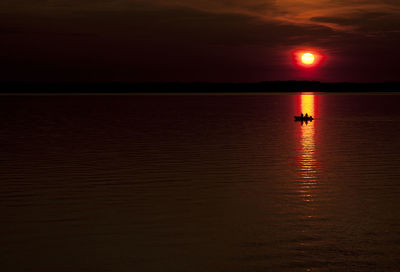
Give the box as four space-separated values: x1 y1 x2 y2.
295 94 319 271
297 94 317 201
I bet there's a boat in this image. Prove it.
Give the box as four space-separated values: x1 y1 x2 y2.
294 115 313 121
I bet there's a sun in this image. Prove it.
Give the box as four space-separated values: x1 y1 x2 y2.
291 48 326 69
301 53 315 65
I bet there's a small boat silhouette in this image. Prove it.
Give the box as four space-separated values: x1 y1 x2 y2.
294 115 313 121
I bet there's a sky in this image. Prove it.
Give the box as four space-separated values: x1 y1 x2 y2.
1 0 400 82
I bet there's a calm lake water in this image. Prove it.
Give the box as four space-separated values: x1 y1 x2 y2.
2 93 400 271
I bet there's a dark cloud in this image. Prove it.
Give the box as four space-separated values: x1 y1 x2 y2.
311 12 389 27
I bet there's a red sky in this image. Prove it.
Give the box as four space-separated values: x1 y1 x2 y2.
1 0 400 82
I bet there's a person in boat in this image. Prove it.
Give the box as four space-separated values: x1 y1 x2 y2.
305 113 308 118
301 113 304 118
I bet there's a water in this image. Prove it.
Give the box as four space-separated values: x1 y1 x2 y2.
1 93 400 271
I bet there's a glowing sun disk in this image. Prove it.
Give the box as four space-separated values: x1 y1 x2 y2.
301 53 315 65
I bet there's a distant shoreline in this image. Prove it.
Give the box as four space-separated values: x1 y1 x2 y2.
1 81 400 93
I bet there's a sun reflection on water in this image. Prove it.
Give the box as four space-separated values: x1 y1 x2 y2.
297 94 317 201
294 94 322 271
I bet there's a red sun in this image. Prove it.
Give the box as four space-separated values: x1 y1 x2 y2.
292 48 326 69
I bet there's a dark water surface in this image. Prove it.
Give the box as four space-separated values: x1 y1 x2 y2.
2 93 400 271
